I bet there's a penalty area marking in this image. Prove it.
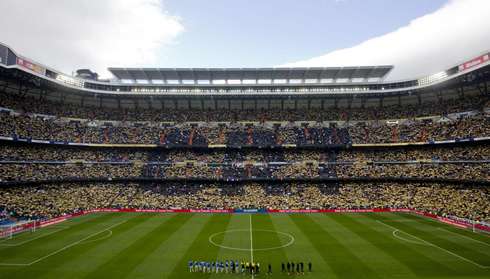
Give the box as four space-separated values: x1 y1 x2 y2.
377 220 489 268
77 229 113 245
0 226 70 247
209 229 295 251
392 230 430 246
0 220 127 266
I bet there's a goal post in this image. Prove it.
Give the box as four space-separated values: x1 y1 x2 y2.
0 220 37 239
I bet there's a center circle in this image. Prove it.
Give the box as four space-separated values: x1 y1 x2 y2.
209 229 294 251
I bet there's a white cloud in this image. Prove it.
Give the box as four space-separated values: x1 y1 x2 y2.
279 0 490 81
0 0 184 78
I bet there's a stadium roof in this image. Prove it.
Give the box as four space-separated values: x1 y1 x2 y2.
107 66 394 85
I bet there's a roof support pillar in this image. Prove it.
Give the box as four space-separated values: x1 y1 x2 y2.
60 94 67 105
436 91 443 103
477 82 488 96
294 100 298 110
0 81 8 94
281 99 284 110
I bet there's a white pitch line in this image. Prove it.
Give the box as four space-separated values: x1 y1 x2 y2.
377 220 489 268
0 231 30 243
0 227 70 246
0 220 127 266
403 213 490 236
250 214 254 279
438 228 490 247
392 230 430 246
77 230 113 245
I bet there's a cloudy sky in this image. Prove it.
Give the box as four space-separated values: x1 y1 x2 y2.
1 0 489 80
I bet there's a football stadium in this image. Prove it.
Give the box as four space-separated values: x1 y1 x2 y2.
0 1 489 278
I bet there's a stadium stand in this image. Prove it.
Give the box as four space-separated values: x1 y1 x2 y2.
0 43 489 231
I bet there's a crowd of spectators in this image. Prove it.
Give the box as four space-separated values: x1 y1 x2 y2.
1 92 489 227
1 91 488 123
0 164 142 181
1 181 488 224
2 112 489 145
339 164 490 181
1 161 488 182
2 143 489 163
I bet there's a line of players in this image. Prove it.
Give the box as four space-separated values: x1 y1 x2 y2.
281 261 312 275
189 260 259 275
190 260 312 275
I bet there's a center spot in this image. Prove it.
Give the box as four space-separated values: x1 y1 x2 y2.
209 229 294 251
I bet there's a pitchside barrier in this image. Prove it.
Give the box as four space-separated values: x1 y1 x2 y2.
9 208 489 234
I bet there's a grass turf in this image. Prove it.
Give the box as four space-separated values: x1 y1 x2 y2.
0 212 488 278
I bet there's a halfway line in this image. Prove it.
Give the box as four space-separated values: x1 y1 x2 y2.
250 214 254 279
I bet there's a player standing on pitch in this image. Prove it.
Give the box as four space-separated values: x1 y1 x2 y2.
281 262 285 274
267 263 272 275
308 262 312 274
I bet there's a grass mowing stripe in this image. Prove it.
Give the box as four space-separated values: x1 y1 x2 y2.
271 214 336 278
168 214 232 279
289 213 380 279
85 213 193 279
360 213 489 276
0 212 127 279
0 212 122 265
38 213 169 279
371 213 490 267
126 214 214 279
396 213 490 244
383 213 490 255
311 213 417 278
332 213 437 278
210 214 252 278
250 214 290 276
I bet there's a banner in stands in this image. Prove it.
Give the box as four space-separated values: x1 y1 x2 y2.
266 209 391 213
16 57 46 75
458 53 489 72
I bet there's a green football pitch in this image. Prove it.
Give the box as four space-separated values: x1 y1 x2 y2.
0 212 489 278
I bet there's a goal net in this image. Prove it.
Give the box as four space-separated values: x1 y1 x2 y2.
0 220 37 239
